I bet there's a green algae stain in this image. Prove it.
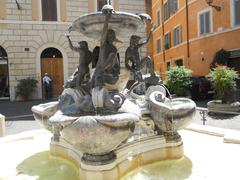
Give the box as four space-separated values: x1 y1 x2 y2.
17 151 79 180
122 156 192 180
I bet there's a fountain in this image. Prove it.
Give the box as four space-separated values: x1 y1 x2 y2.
31 3 196 179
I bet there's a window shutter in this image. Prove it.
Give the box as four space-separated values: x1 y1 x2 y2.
205 11 210 33
179 26 182 44
157 10 161 26
157 39 161 53
200 13 205 34
174 0 178 12
234 0 240 25
169 0 174 15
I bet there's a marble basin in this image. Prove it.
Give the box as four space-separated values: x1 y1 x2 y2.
60 112 139 155
71 11 144 39
31 101 58 131
149 92 196 131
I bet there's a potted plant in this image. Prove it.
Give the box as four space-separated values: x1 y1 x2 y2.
15 77 38 100
165 66 192 97
207 66 239 113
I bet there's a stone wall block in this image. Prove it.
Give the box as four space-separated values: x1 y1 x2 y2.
46 31 54 42
0 114 5 137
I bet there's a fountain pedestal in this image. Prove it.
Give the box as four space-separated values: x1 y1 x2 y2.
50 134 183 180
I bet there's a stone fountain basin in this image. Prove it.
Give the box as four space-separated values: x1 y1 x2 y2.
31 101 58 131
71 11 144 39
54 112 139 155
149 93 196 131
32 100 140 155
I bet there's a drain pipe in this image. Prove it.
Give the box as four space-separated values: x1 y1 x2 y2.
185 0 190 67
162 0 166 64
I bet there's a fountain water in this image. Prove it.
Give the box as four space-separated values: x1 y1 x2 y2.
31 3 196 179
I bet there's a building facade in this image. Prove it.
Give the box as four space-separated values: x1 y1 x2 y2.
0 0 148 101
151 0 240 79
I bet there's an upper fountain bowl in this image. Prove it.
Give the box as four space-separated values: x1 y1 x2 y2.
70 11 144 39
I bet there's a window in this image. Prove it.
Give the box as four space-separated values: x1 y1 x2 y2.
163 0 178 21
157 38 161 53
97 0 108 11
157 10 161 26
169 0 178 15
41 0 57 21
163 2 170 21
175 59 183 66
173 25 182 46
164 32 171 50
199 10 211 35
233 0 240 26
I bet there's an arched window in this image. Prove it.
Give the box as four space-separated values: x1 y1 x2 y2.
41 47 62 58
0 46 9 98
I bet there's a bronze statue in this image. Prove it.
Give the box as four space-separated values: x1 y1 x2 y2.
125 28 154 79
92 8 120 88
125 16 157 92
66 35 93 88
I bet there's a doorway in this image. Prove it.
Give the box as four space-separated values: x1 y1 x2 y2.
40 47 64 98
0 46 9 100
228 57 240 88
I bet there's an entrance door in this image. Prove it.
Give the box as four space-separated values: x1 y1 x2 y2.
0 46 9 100
41 58 64 97
40 48 64 98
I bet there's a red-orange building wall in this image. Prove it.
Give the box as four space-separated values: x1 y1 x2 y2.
151 0 240 79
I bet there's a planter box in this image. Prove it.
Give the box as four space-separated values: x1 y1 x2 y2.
207 100 240 114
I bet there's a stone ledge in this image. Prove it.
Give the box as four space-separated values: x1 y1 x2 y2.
185 123 240 144
0 114 5 137
50 135 183 180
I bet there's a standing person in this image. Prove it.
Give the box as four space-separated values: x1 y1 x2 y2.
43 73 52 100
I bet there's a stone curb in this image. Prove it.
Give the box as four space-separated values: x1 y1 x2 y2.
0 128 50 144
185 123 240 144
0 114 5 137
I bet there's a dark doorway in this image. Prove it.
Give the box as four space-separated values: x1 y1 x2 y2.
228 58 240 88
0 46 9 99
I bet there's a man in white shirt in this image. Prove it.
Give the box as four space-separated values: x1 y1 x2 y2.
43 73 52 99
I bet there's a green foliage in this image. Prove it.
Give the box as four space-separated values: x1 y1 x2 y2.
207 66 238 103
15 77 38 99
165 66 192 96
